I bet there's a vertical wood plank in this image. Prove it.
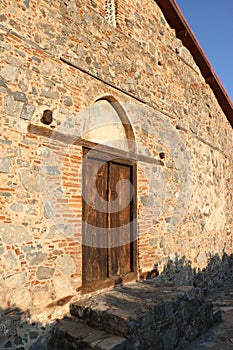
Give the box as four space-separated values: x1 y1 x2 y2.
82 149 108 285
109 162 131 276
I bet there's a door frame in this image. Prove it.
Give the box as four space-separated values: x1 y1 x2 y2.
81 146 137 293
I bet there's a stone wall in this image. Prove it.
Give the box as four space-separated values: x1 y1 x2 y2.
0 0 232 326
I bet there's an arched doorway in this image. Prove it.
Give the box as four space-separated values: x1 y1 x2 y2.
81 98 137 291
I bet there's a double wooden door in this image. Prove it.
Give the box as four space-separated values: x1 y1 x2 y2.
82 148 136 288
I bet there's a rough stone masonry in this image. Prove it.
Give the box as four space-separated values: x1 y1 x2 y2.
0 0 232 337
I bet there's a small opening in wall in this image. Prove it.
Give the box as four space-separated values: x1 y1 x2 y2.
105 0 117 27
159 152 165 159
41 109 53 125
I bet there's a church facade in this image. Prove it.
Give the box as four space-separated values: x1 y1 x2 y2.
0 0 232 322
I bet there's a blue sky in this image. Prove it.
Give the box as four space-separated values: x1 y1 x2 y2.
176 0 233 102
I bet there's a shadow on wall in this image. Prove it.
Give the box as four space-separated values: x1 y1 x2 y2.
151 252 233 292
0 252 233 349
0 306 54 349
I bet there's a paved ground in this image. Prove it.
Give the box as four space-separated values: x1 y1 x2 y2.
187 287 233 349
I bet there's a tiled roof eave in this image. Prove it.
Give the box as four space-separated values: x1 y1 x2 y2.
155 0 233 127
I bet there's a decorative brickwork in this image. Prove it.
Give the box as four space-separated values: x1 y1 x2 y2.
104 0 117 27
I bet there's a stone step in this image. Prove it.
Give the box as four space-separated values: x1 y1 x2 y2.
70 294 136 337
69 281 216 349
48 317 129 350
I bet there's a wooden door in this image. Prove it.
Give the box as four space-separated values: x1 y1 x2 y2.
82 148 135 287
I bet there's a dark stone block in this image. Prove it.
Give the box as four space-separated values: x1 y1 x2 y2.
154 303 165 323
4 341 13 348
14 336 24 345
29 330 40 339
29 335 48 350
213 309 222 323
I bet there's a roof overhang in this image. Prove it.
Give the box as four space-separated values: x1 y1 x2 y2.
155 0 233 127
